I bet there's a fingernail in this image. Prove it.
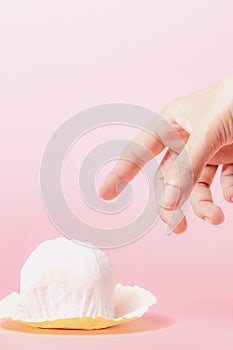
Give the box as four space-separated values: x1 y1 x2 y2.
204 217 212 224
116 179 128 194
159 185 182 209
230 197 233 203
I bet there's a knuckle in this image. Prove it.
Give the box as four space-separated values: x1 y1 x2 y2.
123 142 152 167
175 157 194 182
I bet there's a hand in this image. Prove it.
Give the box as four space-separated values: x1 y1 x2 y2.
99 72 233 233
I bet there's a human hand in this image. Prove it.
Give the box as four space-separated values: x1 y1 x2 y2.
99 72 233 233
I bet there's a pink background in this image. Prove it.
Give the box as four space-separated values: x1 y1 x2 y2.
0 1 233 349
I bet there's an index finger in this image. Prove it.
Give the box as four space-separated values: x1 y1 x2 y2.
99 115 186 200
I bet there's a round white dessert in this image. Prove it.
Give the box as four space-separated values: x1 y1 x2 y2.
20 237 116 320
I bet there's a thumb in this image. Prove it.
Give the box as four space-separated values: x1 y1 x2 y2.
158 130 217 210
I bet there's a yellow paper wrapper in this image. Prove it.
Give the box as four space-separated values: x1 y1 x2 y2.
0 283 156 330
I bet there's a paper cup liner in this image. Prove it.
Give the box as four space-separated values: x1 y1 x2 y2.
0 283 156 330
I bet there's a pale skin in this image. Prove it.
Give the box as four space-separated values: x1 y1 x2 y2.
99 72 233 233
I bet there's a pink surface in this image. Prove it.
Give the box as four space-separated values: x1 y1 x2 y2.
0 1 233 349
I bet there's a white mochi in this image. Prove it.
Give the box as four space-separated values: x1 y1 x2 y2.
0 237 157 329
19 237 116 320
